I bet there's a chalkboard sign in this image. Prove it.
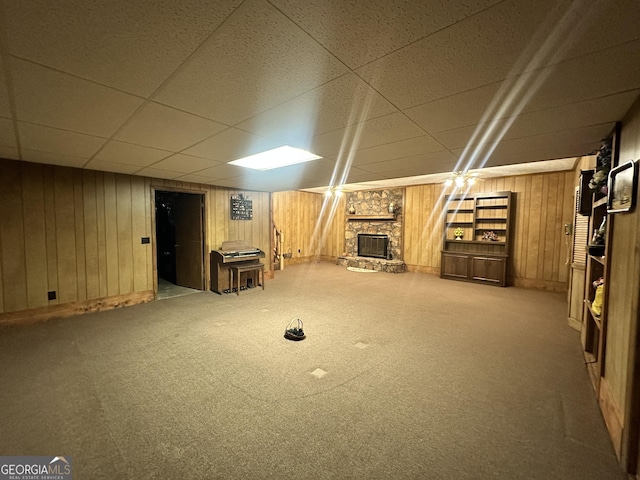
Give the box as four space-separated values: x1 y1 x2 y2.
230 195 253 220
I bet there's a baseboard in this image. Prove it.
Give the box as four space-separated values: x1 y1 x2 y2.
404 264 440 275
0 290 155 327
567 316 582 332
511 277 568 292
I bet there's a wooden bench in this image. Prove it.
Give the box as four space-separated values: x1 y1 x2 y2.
229 263 264 295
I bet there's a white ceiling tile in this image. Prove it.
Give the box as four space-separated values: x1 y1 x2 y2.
311 113 426 157
148 154 218 173
270 0 502 69
21 149 88 168
11 59 144 137
175 174 222 184
0 146 20 160
95 141 172 167
18 122 106 158
4 0 243 97
114 102 227 152
405 82 503 133
0 118 17 147
236 74 398 140
453 124 614 169
349 136 446 167
357 150 458 175
154 0 348 125
84 159 142 175
181 128 273 162
134 167 184 180
433 92 640 150
195 163 250 180
355 0 611 109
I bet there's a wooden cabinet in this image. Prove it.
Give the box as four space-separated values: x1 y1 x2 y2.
440 191 512 287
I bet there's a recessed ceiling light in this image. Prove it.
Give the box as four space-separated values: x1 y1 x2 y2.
228 146 322 171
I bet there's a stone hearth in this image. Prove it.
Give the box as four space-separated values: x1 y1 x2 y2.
336 255 405 273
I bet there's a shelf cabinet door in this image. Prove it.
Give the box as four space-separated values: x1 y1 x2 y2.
471 256 506 285
441 253 469 279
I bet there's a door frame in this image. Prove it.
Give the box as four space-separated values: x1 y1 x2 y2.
151 186 208 298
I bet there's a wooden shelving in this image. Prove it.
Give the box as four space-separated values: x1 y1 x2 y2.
440 191 512 287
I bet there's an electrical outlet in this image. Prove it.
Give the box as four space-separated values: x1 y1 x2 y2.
48 291 57 300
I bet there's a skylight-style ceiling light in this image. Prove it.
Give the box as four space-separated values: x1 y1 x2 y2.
444 171 477 188
228 146 322 171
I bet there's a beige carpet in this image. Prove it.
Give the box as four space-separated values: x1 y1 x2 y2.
0 262 626 479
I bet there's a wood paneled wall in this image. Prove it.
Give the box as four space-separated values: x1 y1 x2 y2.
403 172 576 290
272 191 344 264
0 159 271 319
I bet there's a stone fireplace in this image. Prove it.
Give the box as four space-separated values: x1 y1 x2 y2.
337 188 405 273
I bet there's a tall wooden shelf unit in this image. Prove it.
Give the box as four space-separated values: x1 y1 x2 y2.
581 125 619 392
441 191 513 286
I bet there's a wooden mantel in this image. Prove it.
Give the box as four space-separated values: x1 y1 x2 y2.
346 214 396 221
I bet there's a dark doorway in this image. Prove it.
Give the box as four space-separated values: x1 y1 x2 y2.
155 191 205 291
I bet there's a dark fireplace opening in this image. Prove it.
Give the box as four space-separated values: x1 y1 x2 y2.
358 234 389 259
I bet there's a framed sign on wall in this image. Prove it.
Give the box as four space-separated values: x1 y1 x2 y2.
230 194 253 220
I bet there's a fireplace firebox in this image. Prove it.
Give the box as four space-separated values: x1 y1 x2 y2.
358 234 389 259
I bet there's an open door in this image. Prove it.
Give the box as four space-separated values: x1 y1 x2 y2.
173 192 204 290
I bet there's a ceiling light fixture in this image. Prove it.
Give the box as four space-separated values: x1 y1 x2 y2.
444 171 477 188
324 186 343 197
228 146 322 171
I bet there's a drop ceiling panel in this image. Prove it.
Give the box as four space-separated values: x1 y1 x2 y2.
148 154 218 173
270 0 502 69
114 102 227 152
154 0 348 125
4 0 243 97
311 113 426 157
11 59 144 137
405 82 504 133
235 74 397 140
0 146 19 160
355 0 567 109
194 163 250 180
357 150 457 175
182 128 273 162
433 92 640 150
94 141 172 167
84 159 143 175
0 118 17 148
21 149 89 168
18 123 106 158
134 167 184 180
348 135 446 167
453 124 614 169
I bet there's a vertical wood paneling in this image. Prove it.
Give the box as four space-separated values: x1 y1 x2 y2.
73 169 87 301
131 176 148 292
54 167 78 304
22 163 48 308
95 171 108 298
43 165 59 304
116 175 133 294
0 162 27 311
83 171 100 299
104 173 119 296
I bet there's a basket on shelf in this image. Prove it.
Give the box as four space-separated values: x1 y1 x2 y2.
284 318 306 341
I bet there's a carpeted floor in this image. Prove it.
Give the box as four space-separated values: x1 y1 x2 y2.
0 262 626 479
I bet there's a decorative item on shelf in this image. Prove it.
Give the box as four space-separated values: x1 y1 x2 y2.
607 159 638 214
454 227 464 240
482 231 499 241
348 204 356 214
388 202 395 213
588 139 612 193
588 216 607 256
592 277 604 316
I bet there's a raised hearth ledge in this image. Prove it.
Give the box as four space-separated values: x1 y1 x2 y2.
336 255 405 273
